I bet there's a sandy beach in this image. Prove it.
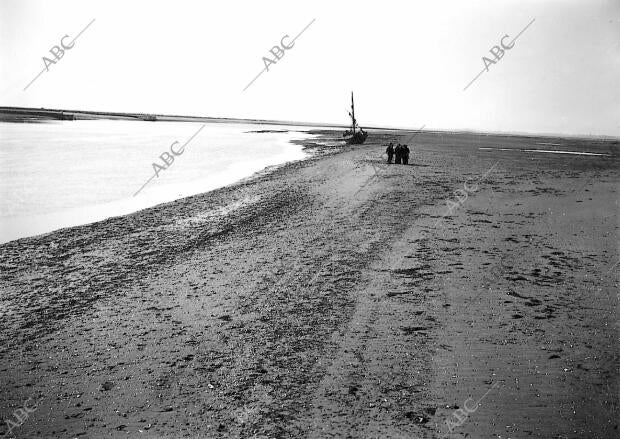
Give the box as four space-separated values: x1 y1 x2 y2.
0 130 618 438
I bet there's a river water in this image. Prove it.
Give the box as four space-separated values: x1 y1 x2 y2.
0 120 317 243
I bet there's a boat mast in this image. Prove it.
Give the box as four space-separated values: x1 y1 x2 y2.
351 91 356 135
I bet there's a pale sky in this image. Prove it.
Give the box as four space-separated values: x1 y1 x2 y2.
1 0 619 137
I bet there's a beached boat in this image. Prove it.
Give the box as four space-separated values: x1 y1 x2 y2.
343 92 368 145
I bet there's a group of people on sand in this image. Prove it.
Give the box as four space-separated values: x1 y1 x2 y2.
385 142 410 164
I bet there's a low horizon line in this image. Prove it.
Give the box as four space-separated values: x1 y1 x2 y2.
1 105 618 141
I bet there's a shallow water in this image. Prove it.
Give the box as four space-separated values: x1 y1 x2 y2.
479 147 610 156
0 120 316 243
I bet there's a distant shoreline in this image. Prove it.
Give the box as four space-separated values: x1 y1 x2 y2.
1 106 618 142
0 105 347 129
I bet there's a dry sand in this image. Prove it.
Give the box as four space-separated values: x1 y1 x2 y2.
0 130 618 438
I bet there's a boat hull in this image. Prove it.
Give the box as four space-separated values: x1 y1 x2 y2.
344 131 368 145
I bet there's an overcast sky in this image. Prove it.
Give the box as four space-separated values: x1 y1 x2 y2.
1 0 618 137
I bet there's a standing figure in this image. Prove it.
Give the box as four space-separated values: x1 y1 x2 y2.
394 144 402 164
402 144 410 165
386 143 394 163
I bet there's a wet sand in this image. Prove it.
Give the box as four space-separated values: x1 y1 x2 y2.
0 130 618 438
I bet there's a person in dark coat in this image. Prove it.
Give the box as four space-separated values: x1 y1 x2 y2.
386 143 394 163
402 144 410 165
394 144 402 164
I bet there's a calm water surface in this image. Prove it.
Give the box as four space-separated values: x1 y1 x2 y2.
0 120 318 243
